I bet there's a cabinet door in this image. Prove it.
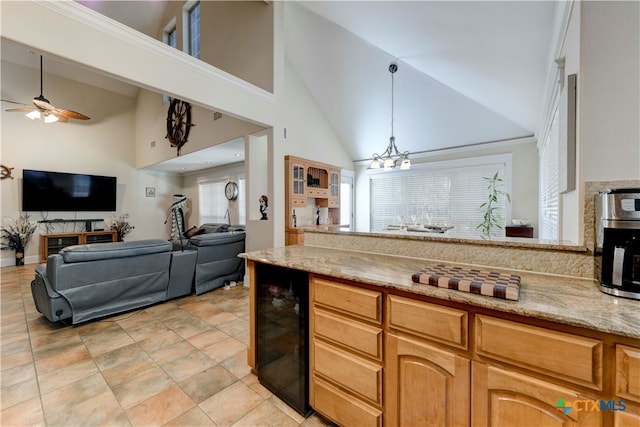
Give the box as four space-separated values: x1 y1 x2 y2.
472 362 603 427
290 160 307 199
385 333 470 427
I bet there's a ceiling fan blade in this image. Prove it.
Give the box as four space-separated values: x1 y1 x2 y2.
5 107 38 113
55 108 90 120
53 113 69 123
1 99 31 107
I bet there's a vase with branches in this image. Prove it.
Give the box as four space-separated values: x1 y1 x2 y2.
1 214 37 266
476 171 511 238
109 213 134 242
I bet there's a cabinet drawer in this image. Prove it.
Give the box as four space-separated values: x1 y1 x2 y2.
616 344 640 403
313 278 381 323
314 308 382 360
387 295 468 349
313 341 382 404
291 198 307 207
475 315 603 390
312 377 382 427
307 188 328 198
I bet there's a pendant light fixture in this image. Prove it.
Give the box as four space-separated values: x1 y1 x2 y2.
370 62 411 170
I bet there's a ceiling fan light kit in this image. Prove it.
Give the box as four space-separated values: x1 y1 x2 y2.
3 55 90 124
370 62 411 171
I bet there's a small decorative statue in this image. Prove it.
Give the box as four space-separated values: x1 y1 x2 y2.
259 195 268 220
165 194 188 239
315 206 320 225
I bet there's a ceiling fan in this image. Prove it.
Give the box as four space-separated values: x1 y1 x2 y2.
3 55 90 123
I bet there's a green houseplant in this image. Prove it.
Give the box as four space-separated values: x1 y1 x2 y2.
1 214 37 266
477 171 511 238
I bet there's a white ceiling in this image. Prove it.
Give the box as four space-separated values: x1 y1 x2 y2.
2 1 559 171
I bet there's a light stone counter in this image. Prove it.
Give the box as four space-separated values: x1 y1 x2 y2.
240 245 639 340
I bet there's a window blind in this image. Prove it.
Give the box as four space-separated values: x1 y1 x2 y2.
199 180 228 224
539 107 560 240
370 160 509 237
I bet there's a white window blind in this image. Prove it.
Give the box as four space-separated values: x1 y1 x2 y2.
199 180 228 224
370 160 509 237
539 107 560 240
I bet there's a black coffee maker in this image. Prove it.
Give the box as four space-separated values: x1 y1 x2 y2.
595 188 640 300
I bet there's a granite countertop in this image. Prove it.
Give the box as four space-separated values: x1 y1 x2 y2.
240 245 639 340
304 226 589 252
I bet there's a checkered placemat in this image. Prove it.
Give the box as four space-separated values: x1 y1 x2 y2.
412 264 520 301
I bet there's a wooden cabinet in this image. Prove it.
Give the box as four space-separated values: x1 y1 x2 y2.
310 277 383 427
386 333 470 427
472 362 602 427
284 156 341 245
40 230 116 262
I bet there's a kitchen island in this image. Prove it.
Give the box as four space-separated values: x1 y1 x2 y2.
240 233 640 426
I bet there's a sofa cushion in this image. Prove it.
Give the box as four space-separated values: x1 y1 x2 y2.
189 231 245 247
60 239 172 263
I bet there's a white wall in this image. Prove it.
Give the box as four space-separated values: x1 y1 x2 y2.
0 61 182 266
581 1 640 182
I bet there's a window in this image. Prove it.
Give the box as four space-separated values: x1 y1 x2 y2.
369 157 510 237
340 172 354 226
188 2 200 59
167 28 177 49
539 107 560 240
238 178 246 225
199 180 227 224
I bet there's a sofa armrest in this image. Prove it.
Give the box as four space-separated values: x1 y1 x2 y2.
59 239 172 263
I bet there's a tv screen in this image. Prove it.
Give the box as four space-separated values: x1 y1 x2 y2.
22 169 117 212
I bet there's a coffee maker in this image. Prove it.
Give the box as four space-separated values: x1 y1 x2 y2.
595 188 640 300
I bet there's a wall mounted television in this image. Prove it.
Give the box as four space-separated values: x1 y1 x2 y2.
22 169 117 212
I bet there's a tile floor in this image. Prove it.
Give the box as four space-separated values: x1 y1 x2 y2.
0 264 330 426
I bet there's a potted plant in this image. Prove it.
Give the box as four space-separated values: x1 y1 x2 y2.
109 213 134 242
1 214 37 266
476 171 511 238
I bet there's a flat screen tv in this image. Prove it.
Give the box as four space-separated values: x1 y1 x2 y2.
22 169 117 212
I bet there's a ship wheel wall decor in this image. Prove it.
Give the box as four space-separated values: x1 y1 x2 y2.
166 98 194 156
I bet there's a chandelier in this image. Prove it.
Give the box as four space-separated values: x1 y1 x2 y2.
370 62 410 170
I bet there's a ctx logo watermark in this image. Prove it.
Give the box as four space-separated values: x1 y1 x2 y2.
555 398 627 415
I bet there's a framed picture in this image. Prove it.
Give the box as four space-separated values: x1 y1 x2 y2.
146 187 156 197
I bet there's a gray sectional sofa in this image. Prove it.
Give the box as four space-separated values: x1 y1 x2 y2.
31 227 246 324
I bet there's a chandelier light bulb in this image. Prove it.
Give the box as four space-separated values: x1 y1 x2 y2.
25 111 40 120
44 113 59 123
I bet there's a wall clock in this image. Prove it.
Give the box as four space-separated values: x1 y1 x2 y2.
166 98 194 156
225 181 239 200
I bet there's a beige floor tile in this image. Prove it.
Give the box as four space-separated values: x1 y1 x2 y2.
201 336 247 363
220 350 252 379
0 396 45 427
34 343 92 376
216 317 249 338
199 380 264 426
114 309 156 330
0 362 36 388
180 300 221 318
149 340 198 365
232 400 299 427
163 313 214 339
81 324 135 357
202 311 239 326
1 376 40 410
125 318 170 342
241 373 273 399
126 385 195 426
179 364 238 404
267 395 306 424
93 342 148 371
161 350 216 382
45 390 129 427
111 366 176 409
187 328 231 350
138 330 183 354
37 358 100 394
0 337 31 358
101 354 159 387
0 350 33 372
40 373 111 417
163 406 217 427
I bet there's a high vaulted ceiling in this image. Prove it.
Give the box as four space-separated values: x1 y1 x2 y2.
3 1 559 170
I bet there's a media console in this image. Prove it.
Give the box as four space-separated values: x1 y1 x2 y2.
39 230 117 263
